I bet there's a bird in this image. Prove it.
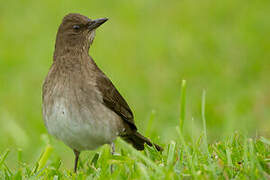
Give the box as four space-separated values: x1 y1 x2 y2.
42 13 162 172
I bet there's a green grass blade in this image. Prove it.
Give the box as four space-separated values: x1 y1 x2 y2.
166 141 176 166
0 149 10 167
145 110 156 136
260 137 270 146
176 127 197 178
179 79 186 132
37 144 53 171
201 90 208 153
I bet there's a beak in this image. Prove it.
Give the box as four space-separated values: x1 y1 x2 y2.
88 18 108 30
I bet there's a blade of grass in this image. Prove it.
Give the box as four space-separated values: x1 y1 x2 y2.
0 149 10 167
90 152 100 167
201 89 208 153
37 144 53 171
226 148 232 167
260 137 270 146
166 141 176 166
248 139 265 178
145 110 156 136
179 79 186 133
137 162 150 180
201 90 218 178
17 148 22 164
118 139 160 171
176 127 196 179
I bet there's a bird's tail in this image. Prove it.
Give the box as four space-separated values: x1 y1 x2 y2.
121 131 163 151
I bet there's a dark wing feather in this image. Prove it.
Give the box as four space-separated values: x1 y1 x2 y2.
96 73 137 130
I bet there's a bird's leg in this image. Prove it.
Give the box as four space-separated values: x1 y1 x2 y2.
111 142 115 155
73 149 80 173
110 142 115 173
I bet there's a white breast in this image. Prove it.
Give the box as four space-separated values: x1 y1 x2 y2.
43 96 121 151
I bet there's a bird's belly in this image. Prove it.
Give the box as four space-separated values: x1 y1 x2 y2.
43 98 120 151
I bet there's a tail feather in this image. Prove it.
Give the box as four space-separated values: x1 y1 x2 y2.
121 132 163 151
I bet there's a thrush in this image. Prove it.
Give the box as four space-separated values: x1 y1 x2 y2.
42 13 162 172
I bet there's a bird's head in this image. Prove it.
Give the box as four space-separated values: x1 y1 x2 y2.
55 13 108 52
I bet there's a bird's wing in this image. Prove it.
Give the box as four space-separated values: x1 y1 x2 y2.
95 72 137 130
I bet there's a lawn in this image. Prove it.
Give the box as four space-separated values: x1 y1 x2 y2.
0 0 270 179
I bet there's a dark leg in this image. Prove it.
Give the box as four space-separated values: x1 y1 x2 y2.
111 142 115 155
73 149 80 173
110 142 115 173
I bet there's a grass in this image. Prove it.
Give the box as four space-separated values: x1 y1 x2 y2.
0 85 269 179
1 127 269 179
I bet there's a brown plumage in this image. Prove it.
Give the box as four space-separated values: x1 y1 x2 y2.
42 13 162 172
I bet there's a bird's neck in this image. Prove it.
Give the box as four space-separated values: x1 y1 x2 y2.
52 45 101 77
53 45 91 62
53 33 92 62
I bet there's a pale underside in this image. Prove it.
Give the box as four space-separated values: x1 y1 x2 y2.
43 84 124 151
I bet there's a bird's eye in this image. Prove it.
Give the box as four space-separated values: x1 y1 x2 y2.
73 25 80 30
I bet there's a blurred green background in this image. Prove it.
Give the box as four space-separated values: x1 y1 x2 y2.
0 0 269 168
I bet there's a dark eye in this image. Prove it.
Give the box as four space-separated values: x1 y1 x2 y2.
73 25 80 30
